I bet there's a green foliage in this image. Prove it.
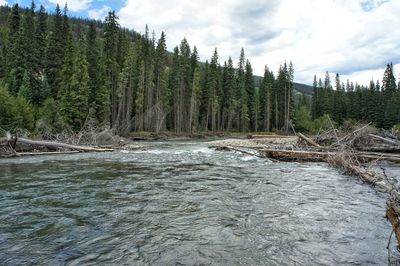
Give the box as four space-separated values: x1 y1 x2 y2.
0 83 17 131
14 95 34 131
294 105 314 132
36 98 63 134
59 37 90 131
312 63 400 130
0 82 34 132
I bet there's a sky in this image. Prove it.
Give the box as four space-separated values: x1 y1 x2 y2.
4 0 400 86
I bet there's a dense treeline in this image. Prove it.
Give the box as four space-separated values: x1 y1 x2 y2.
308 64 400 130
4 3 396 136
0 3 296 136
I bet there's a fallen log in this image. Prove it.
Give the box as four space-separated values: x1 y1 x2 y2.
258 148 400 164
368 134 400 146
386 206 400 250
16 151 81 156
355 145 400 153
297 132 321 148
215 146 268 159
259 148 332 162
249 134 294 139
16 138 114 152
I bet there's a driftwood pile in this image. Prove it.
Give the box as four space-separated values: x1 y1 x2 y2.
0 134 115 157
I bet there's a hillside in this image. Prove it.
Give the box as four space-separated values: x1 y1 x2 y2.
254 75 313 95
294 82 313 94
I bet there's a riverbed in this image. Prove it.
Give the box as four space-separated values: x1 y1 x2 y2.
0 141 394 265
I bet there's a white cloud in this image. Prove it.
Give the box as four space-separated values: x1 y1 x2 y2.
88 5 110 20
0 0 6 6
117 0 400 85
48 0 92 12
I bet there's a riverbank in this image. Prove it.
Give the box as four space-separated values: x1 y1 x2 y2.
1 130 293 157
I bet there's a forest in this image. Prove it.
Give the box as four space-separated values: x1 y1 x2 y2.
0 3 399 138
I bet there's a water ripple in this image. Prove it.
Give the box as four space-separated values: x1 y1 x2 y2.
0 141 393 265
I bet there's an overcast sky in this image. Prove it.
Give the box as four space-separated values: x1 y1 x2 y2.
5 0 400 85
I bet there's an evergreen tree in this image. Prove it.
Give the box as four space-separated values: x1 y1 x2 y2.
237 48 249 131
104 11 120 126
208 48 220 131
115 46 135 134
223 57 236 131
35 5 47 72
311 74 318 119
59 37 90 131
260 66 274 131
382 63 397 95
154 31 168 132
18 70 31 101
20 2 41 104
6 4 24 95
45 4 65 99
168 46 181 131
245 59 256 131
199 60 210 130
188 46 200 132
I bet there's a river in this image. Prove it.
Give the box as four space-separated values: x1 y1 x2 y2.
0 141 395 265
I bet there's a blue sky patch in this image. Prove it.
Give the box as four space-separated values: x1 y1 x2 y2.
4 0 125 20
359 0 390 11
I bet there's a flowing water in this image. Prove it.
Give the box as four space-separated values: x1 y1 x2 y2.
0 141 395 265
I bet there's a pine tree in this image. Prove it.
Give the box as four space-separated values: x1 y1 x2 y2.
35 5 47 72
188 46 200 132
104 11 120 126
154 31 168 133
332 73 345 122
59 34 75 126
135 60 145 131
6 4 24 95
260 66 274 131
199 60 210 130
18 70 31 101
223 57 236 131
45 4 65 99
178 38 192 132
237 48 249 131
189 66 201 132
86 21 99 104
114 46 135 134
93 56 111 127
382 63 397 95
382 63 398 128
208 48 220 131
20 2 41 104
59 37 90 131
311 74 319 119
245 59 256 131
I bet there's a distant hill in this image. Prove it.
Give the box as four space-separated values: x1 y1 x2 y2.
253 76 313 95
294 82 313 95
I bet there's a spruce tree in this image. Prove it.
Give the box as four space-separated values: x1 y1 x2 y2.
382 63 397 95
223 57 236 130
6 4 23 95
260 66 274 131
20 2 41 104
35 5 47 72
60 37 90 131
104 11 120 126
237 48 249 131
45 4 65 99
245 59 255 131
208 48 220 131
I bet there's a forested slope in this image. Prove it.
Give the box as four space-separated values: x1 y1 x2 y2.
0 3 398 138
